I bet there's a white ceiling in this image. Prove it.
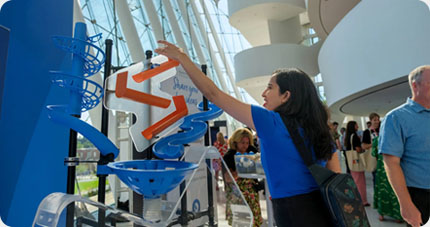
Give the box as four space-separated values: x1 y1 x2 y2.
337 76 410 116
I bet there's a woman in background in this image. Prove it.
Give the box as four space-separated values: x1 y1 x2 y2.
213 131 227 190
372 126 403 223
344 121 369 206
222 128 263 226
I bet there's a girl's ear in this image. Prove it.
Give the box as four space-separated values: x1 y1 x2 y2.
282 91 291 103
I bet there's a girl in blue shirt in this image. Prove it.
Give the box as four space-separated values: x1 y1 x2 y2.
156 40 341 227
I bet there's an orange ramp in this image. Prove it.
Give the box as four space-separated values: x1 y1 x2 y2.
141 95 188 140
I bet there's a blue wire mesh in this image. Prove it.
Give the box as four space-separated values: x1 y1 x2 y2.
52 36 106 77
50 71 104 112
87 33 102 43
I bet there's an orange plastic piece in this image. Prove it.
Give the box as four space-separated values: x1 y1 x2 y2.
115 71 171 108
141 95 188 140
132 59 180 83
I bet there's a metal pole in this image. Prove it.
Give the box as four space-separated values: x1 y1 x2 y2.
179 181 188 225
101 40 113 136
96 38 113 227
202 64 216 226
132 115 144 227
66 126 79 227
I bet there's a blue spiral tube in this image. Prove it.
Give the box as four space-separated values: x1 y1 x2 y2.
152 102 223 159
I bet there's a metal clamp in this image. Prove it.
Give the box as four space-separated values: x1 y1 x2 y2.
64 157 80 166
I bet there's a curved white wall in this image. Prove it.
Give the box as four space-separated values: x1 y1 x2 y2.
228 0 306 46
319 0 430 115
236 42 321 79
235 42 321 103
307 0 360 39
228 0 305 17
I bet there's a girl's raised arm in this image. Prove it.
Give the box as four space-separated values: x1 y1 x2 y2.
155 40 255 130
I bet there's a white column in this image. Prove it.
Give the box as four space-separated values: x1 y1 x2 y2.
188 0 229 93
179 1 238 129
115 0 145 62
161 0 189 54
142 0 164 41
135 0 157 49
184 1 239 130
200 0 242 100
176 1 207 66
115 0 150 153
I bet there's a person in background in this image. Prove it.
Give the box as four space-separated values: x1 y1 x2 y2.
214 131 228 156
371 122 403 223
339 127 349 173
379 65 430 227
345 121 370 206
361 113 380 191
222 128 263 226
339 127 346 150
155 40 340 227
330 121 342 151
213 131 228 190
362 114 379 152
245 126 259 153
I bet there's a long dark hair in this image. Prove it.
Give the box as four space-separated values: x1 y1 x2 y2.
274 68 334 161
344 121 357 149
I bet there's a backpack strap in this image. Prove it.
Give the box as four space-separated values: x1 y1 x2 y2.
280 115 314 166
280 114 335 185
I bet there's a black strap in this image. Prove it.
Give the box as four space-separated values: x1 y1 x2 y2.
280 114 335 185
280 115 314 167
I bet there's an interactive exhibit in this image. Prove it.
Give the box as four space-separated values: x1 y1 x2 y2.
26 22 255 226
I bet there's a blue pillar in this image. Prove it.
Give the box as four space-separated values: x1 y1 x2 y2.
0 0 73 226
0 25 10 119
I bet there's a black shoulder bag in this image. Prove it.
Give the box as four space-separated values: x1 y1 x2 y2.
281 115 370 227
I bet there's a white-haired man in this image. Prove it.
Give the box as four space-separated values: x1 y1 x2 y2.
379 65 430 227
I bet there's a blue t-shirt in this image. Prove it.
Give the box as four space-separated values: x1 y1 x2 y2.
251 105 327 199
379 98 430 189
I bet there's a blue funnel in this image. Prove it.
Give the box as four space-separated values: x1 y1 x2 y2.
107 160 198 198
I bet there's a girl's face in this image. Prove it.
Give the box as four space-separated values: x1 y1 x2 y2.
370 117 380 129
261 75 290 111
355 123 359 131
236 136 250 153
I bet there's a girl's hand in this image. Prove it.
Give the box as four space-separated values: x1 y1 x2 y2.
154 40 186 61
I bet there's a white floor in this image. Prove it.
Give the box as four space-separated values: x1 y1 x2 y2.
215 179 269 227
93 166 408 226
214 172 407 227
364 171 406 227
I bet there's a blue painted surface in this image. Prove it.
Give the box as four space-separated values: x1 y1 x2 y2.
0 0 73 225
0 25 9 120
